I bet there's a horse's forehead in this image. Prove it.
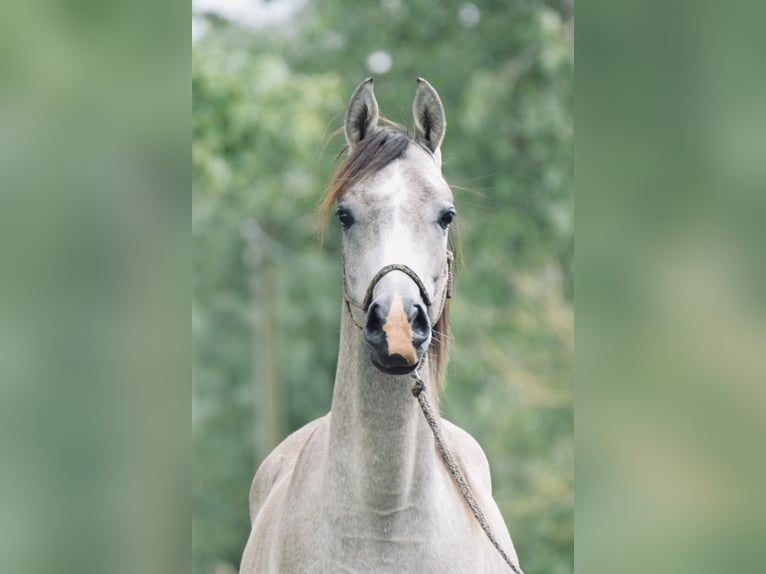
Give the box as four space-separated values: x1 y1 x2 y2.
351 147 451 207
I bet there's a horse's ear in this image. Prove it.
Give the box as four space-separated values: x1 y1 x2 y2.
412 78 446 160
345 78 379 152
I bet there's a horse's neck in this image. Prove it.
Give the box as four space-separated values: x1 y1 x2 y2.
327 304 438 512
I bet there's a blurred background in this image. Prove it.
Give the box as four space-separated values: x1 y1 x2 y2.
576 1 766 573
1 1 187 574
3 2 764 574
192 1 574 573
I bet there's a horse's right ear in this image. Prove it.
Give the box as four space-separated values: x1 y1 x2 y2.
344 78 379 152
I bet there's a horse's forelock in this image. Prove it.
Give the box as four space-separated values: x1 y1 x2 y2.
319 123 411 232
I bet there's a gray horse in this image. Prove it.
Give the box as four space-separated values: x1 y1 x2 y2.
240 78 521 574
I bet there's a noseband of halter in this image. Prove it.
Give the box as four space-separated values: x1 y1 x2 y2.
342 250 454 329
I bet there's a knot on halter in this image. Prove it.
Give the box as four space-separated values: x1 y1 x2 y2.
411 377 425 398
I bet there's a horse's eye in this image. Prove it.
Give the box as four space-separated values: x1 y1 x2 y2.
438 209 456 229
336 207 355 229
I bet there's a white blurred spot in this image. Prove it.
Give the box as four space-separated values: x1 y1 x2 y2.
192 0 304 30
539 8 562 35
381 0 401 12
458 3 480 28
367 51 393 74
192 17 209 43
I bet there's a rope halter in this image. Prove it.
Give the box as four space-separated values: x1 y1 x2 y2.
342 250 454 330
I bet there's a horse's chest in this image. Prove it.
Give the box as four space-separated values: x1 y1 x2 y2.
275 497 486 573
247 432 504 573
333 514 482 574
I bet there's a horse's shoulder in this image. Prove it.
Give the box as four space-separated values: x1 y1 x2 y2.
440 418 520 569
440 418 493 492
248 414 328 521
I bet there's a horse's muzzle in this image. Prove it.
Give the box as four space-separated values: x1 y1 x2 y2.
363 294 430 375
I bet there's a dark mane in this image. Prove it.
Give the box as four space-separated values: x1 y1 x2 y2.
318 122 451 396
429 300 450 397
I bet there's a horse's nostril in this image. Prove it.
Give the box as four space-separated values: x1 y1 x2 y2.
410 303 430 347
366 302 385 332
363 302 387 350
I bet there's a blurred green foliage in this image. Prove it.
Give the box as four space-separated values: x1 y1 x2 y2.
192 2 572 573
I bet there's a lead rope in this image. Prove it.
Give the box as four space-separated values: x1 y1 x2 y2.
411 367 524 574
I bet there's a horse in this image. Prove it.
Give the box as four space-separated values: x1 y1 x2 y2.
239 78 522 574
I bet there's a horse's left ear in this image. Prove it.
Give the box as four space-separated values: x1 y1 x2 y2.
412 78 446 162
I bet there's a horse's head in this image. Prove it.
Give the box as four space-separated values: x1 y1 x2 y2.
331 78 454 375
